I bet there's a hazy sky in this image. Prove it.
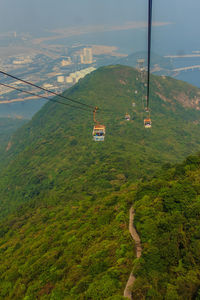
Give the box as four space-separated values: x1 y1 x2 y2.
0 0 200 55
0 0 199 33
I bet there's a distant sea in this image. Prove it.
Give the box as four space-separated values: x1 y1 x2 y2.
45 24 200 57
175 70 200 88
52 25 200 89
2 24 200 118
0 99 47 119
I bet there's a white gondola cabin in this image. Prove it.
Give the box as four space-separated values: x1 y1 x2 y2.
144 118 152 128
93 107 106 141
125 113 131 121
93 125 106 141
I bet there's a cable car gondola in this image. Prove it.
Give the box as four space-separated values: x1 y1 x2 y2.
93 107 106 141
125 113 131 121
144 118 152 128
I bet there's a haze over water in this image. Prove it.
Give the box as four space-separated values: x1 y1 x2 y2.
0 0 200 56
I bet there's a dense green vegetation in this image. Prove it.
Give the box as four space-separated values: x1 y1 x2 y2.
1 65 200 299
132 153 200 299
0 117 27 166
0 186 134 299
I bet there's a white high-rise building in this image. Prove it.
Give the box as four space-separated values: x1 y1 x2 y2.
80 48 93 64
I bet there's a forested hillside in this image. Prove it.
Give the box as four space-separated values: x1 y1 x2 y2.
1 65 200 299
1 65 200 218
0 185 135 299
0 117 27 166
132 153 200 299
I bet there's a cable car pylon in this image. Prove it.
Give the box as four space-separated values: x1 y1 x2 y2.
144 0 152 128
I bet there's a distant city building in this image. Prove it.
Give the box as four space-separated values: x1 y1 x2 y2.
80 48 93 64
13 57 32 65
61 58 72 67
57 76 65 83
66 77 73 83
73 54 81 65
12 81 22 86
43 83 54 89
66 67 96 84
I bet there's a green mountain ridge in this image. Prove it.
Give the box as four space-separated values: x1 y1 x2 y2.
1 65 200 299
1 65 200 218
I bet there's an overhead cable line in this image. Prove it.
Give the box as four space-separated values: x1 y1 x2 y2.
0 70 95 110
0 82 92 112
146 0 153 110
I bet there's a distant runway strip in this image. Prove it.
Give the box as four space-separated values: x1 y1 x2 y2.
0 95 44 104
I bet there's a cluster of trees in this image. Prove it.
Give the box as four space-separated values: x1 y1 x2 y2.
132 154 200 299
0 187 134 299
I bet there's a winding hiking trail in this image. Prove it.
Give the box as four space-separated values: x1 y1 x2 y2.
124 206 142 299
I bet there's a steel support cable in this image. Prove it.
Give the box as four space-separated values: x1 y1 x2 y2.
0 70 96 110
0 82 92 112
147 0 153 111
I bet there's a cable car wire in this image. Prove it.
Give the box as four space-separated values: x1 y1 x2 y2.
0 82 92 112
147 0 152 110
0 70 96 110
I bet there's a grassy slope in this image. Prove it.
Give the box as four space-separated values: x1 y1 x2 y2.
1 65 200 298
